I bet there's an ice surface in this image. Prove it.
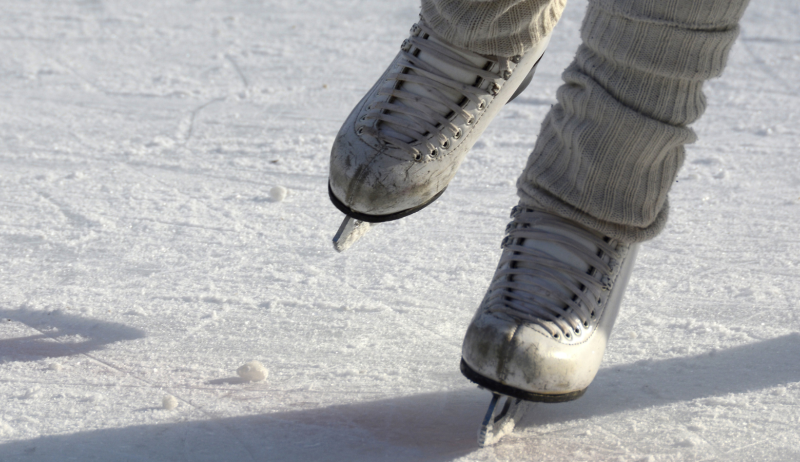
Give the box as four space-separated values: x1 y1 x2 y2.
0 0 798 461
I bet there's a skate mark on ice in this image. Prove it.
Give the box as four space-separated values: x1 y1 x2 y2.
740 36 800 45
225 54 250 89
176 97 225 144
124 159 326 187
36 191 101 229
739 27 793 92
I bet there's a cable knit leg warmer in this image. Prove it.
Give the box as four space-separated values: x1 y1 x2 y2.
517 0 751 243
420 0 567 57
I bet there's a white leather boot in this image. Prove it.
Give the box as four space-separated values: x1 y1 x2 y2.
329 20 550 223
461 205 639 402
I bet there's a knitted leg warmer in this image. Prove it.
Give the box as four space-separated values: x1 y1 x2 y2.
517 0 751 242
420 0 567 57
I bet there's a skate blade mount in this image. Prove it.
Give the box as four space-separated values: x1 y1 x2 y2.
477 390 531 447
332 216 373 253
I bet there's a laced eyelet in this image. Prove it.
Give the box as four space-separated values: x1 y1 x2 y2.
511 55 521 64
401 39 412 52
357 127 364 135
565 333 571 339
584 321 589 327
574 327 581 335
413 153 422 161
553 333 560 339
410 24 421 36
490 83 500 96
477 100 486 111
465 117 474 126
441 140 450 149
453 129 462 139
430 148 438 157
360 116 367 121
503 70 512 80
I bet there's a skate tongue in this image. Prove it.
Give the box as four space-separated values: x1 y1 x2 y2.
377 31 492 145
516 224 598 308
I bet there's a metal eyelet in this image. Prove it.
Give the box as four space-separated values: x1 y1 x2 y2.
511 55 521 64
413 153 422 161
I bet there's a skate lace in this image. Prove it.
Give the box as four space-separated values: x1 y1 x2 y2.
486 207 626 341
359 21 514 161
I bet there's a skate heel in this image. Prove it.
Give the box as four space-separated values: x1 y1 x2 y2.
506 53 545 104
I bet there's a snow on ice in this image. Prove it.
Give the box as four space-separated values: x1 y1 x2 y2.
162 395 179 410
270 185 289 202
237 360 269 382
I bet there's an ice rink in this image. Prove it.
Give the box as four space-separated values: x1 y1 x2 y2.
1 0 799 460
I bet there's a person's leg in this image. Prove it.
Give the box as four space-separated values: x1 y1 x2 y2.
462 0 751 403
517 0 751 243
420 0 566 57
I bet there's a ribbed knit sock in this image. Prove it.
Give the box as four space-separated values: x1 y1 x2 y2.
420 0 567 57
517 0 751 243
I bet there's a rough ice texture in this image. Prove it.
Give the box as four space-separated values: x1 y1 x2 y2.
0 0 798 461
237 361 269 382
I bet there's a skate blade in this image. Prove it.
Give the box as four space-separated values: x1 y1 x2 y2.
477 391 531 447
332 216 373 253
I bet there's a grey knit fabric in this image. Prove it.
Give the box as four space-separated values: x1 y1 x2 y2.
516 0 750 242
421 0 751 242
420 0 567 57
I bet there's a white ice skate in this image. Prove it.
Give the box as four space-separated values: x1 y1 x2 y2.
329 20 550 252
460 206 639 446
